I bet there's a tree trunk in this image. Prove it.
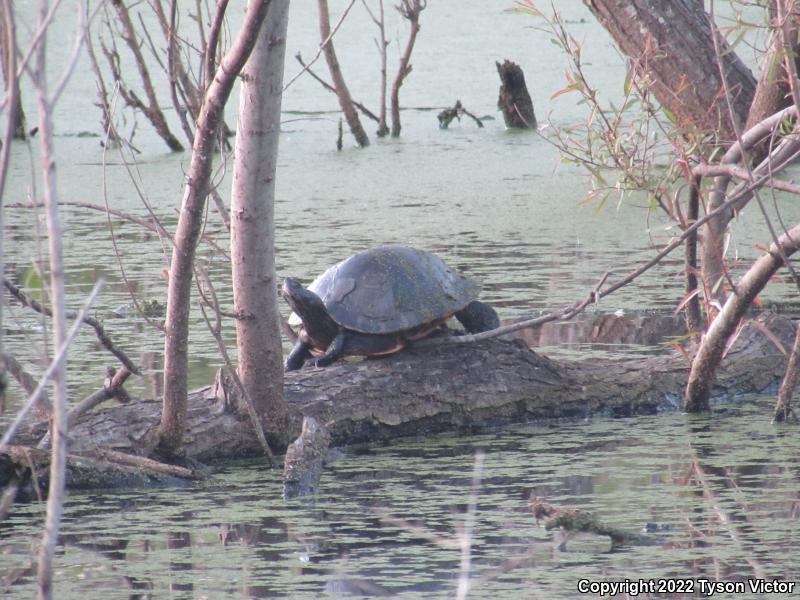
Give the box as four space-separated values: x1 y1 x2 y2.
0 4 25 140
159 0 273 456
683 175 702 337
32 2 69 595
744 2 800 138
583 0 756 144
685 223 800 411
390 0 424 137
699 106 798 306
11 314 793 474
317 0 370 147
0 0 18 406
230 0 290 444
774 323 800 421
377 2 389 137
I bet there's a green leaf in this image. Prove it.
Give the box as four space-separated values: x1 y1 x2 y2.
623 66 633 97
720 27 748 56
21 267 43 291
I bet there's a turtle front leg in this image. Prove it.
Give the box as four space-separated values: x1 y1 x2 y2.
286 340 313 371
315 330 404 367
315 331 348 368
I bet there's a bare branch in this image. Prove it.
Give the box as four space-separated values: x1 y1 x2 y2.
3 277 141 375
777 0 800 120
693 163 800 194
2 352 50 415
294 52 380 123
203 0 229 91
49 1 104 106
197 270 274 464
108 0 184 151
283 0 357 92
432 161 800 346
0 281 104 453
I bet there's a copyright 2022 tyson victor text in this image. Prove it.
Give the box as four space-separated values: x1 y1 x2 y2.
577 578 796 596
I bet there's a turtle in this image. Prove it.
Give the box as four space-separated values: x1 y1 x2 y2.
282 245 500 370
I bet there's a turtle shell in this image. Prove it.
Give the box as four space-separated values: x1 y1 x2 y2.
288 245 479 334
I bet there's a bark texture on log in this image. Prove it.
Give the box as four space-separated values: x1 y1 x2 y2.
583 0 755 143
11 314 795 469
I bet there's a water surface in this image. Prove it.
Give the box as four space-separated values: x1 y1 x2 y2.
3 2 800 597
3 398 799 598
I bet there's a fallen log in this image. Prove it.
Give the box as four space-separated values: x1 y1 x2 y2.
7 314 794 475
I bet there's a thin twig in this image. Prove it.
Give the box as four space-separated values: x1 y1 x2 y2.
196 269 274 465
37 366 132 450
431 162 799 345
282 0 357 92
3 277 140 374
0 280 104 453
3 351 51 414
83 446 200 479
777 0 800 121
48 1 104 106
294 52 380 123
67 367 132 427
692 163 800 194
166 0 195 144
100 90 169 333
0 0 19 207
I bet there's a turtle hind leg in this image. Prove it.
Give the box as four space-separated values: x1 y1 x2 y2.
315 331 404 368
286 340 313 371
455 300 500 333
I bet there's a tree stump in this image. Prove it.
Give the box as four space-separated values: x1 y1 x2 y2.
496 59 536 129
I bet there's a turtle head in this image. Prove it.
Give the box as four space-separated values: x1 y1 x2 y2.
282 278 339 347
282 278 322 315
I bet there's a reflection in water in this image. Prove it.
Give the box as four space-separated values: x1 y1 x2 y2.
5 1 800 597
3 399 800 598
508 311 687 357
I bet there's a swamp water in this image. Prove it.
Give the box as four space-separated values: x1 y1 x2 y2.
4 399 800 598
3 1 800 597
